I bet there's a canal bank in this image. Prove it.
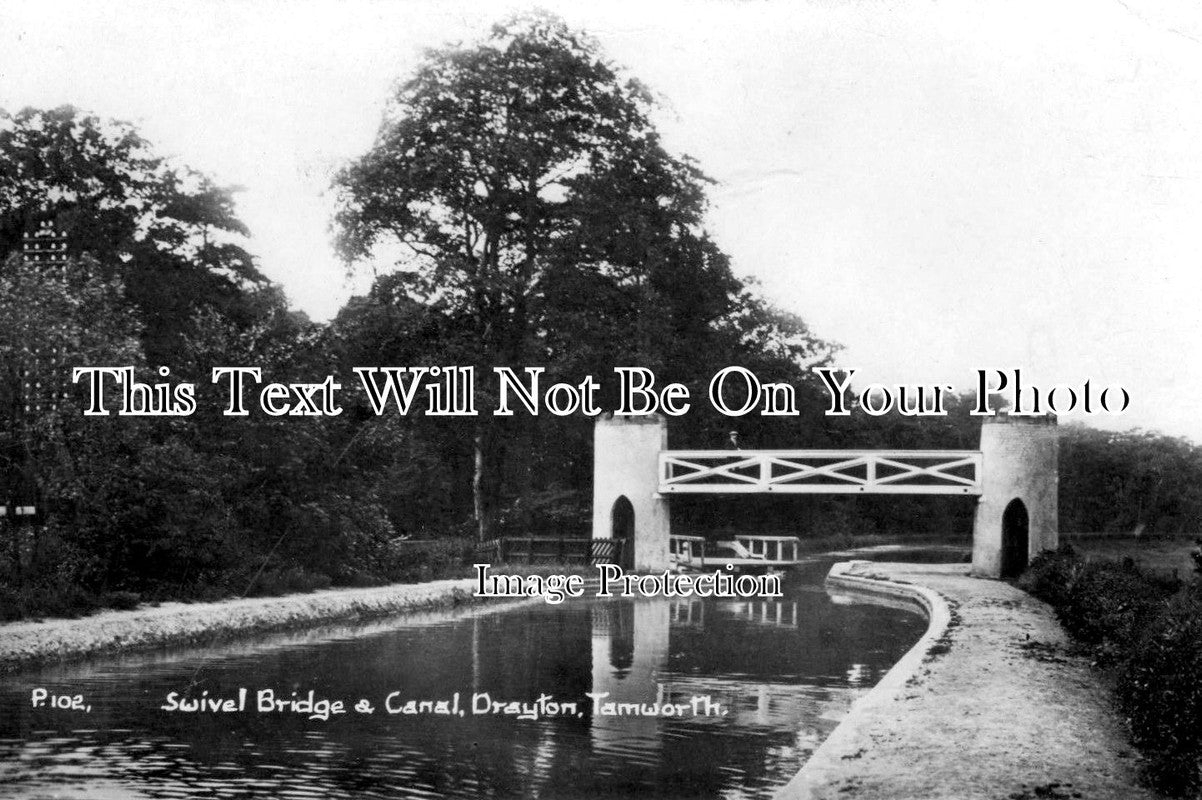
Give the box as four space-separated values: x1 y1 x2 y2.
779 561 1156 800
0 565 921 799
0 578 480 674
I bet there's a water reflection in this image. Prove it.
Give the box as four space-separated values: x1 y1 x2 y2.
0 571 925 799
590 601 669 765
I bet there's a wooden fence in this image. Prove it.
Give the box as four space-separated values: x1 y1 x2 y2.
474 537 623 566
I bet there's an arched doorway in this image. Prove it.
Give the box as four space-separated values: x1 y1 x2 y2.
1000 498 1029 578
611 496 635 570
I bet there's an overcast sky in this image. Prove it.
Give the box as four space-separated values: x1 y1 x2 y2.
3 0 1202 440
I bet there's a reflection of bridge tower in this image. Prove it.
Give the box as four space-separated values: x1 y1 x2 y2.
589 600 671 753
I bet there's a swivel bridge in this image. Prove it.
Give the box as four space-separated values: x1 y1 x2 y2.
658 450 982 495
592 415 1058 579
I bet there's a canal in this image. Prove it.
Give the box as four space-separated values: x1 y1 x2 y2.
0 559 926 799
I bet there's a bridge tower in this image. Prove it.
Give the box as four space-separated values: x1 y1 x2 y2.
591 414 672 571
971 415 1058 579
592 411 1057 579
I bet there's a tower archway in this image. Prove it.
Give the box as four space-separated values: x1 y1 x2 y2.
1000 498 1030 578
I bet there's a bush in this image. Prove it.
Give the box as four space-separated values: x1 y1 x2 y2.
0 580 102 621
381 538 476 582
101 590 142 611
1018 545 1082 608
1058 560 1174 655
1021 545 1201 795
1116 589 1202 796
1021 545 1179 660
244 567 333 597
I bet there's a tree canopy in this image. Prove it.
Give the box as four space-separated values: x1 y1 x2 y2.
333 13 839 539
0 105 272 362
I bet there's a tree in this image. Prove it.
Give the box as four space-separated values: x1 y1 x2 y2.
0 105 272 363
0 251 143 588
333 12 778 539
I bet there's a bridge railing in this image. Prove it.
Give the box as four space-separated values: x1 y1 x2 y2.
669 534 708 567
659 450 983 495
733 534 803 563
670 534 804 566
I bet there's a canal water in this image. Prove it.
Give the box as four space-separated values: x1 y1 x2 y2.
0 561 925 799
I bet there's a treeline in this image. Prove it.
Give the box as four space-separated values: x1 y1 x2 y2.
1 15 1200 619
1059 425 1202 534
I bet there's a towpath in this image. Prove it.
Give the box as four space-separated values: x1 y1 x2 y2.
781 562 1157 800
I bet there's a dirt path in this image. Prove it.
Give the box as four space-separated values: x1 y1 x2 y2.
0 578 477 674
780 562 1156 800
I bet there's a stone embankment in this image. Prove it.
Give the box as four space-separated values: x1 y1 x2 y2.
779 561 1156 800
0 578 477 674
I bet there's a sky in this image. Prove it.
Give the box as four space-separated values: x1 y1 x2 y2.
2 0 1202 440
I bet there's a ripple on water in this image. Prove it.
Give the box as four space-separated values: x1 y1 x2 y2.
0 570 925 800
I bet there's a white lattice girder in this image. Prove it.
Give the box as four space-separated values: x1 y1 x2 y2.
658 450 983 495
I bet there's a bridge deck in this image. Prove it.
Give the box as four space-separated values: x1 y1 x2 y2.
659 449 983 495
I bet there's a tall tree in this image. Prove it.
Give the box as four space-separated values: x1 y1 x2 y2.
333 12 766 539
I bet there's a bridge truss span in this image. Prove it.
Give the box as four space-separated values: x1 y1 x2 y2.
658 449 983 495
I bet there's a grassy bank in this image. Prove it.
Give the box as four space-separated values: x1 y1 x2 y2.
1060 532 1199 580
0 578 483 674
1019 542 1202 796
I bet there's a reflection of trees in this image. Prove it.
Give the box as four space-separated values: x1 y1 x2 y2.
1 589 928 799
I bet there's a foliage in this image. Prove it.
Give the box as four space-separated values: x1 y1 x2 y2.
378 538 478 583
332 12 839 540
0 112 403 618
1059 425 1202 534
1023 546 1178 662
0 252 143 592
1116 589 1202 797
1021 546 1201 795
0 105 271 362
1016 545 1082 608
